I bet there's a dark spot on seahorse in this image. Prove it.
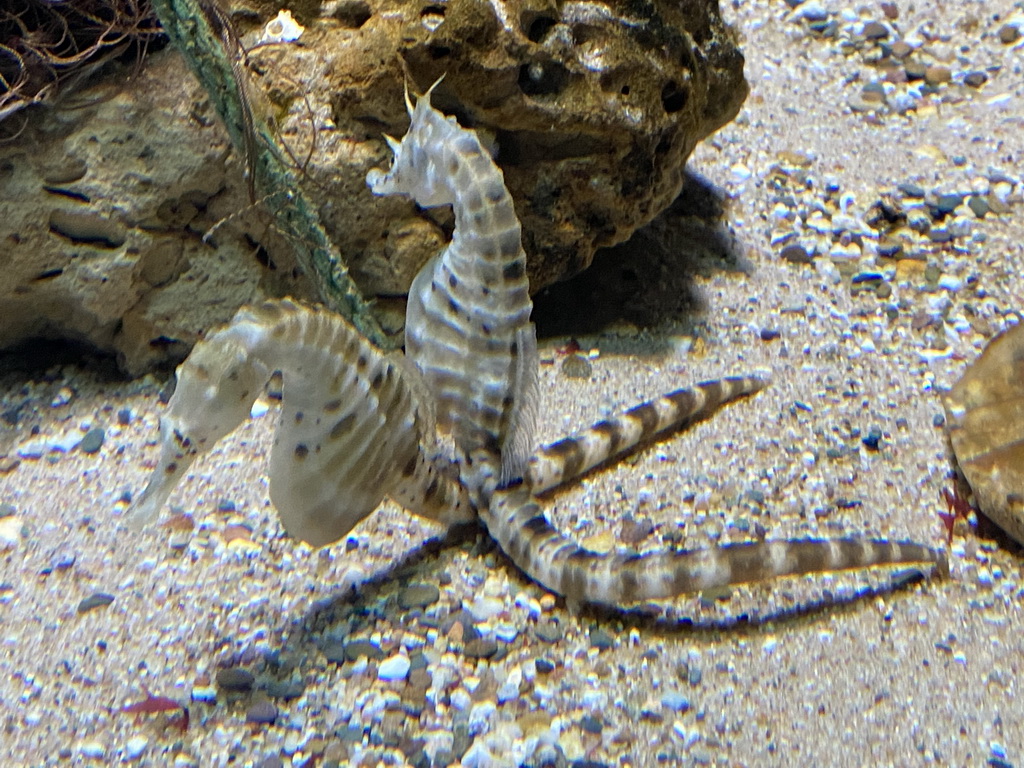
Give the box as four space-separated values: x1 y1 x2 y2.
485 179 505 203
324 398 343 412
402 454 419 477
371 370 384 390
294 443 309 459
481 323 491 335
502 261 524 280
165 462 178 474
294 411 304 424
330 413 357 439
357 355 368 370
510 339 517 354
228 370 240 381
522 513 551 534
448 274 458 288
482 286 490 296
620 565 640 598
238 389 250 402
447 297 462 316
424 476 440 500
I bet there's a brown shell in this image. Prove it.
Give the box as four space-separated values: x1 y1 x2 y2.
943 324 1024 544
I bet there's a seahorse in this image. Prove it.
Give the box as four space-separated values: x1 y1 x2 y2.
128 83 946 607
126 299 474 547
364 80 946 604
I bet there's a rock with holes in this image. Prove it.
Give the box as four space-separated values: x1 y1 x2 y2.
248 0 747 290
0 0 744 373
0 50 311 374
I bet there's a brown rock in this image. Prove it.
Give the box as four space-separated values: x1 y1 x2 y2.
998 23 1021 44
890 40 914 59
924 65 952 85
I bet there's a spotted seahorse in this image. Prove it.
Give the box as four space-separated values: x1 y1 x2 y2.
128 82 946 607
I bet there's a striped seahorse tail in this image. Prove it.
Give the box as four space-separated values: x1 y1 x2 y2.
527 375 768 495
485 484 946 604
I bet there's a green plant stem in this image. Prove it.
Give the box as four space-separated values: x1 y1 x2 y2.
150 0 391 349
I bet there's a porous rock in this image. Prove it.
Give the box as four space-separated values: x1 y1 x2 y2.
0 0 745 373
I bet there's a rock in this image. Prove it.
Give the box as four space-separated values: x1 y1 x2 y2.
890 40 913 59
0 0 746 372
462 638 498 659
378 653 411 681
963 71 988 88
245 700 278 725
215 667 255 693
78 428 105 454
344 639 385 661
398 583 440 609
0 515 22 549
924 65 952 86
861 21 889 40
0 52 312 376
998 24 1021 44
77 592 114 613
125 736 148 760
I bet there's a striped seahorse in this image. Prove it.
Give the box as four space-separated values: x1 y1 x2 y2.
365 81 946 604
127 83 946 608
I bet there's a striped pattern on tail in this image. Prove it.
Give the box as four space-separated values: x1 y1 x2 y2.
528 376 768 495
485 482 946 604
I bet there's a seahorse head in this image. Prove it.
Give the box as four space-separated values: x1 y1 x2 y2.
126 328 270 529
365 78 457 209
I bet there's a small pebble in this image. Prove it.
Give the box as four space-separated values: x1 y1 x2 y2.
80 741 106 759
661 692 691 712
117 408 132 426
78 428 105 454
378 653 411 681
780 243 813 264
125 736 148 760
398 583 440 609
861 20 888 39
589 627 615 651
77 593 114 613
321 640 347 664
216 667 254 692
0 515 22 549
561 354 592 379
534 620 563 644
924 65 951 86
344 639 384 661
462 638 498 659
246 700 278 725
998 23 1021 44
963 71 987 88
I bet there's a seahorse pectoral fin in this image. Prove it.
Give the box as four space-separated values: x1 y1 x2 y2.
501 322 539 485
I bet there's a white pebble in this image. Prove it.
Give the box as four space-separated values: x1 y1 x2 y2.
378 654 410 681
80 741 106 759
730 162 752 180
938 274 963 292
0 516 22 549
468 595 504 622
125 736 148 760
